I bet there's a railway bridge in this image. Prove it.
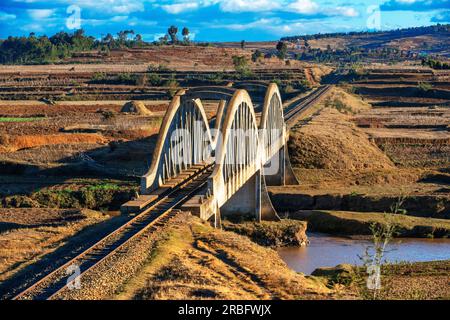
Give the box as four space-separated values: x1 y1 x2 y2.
126 82 309 225
12 82 332 300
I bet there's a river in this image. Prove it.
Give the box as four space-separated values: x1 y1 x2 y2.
277 233 450 274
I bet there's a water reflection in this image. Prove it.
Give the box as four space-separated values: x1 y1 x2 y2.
277 233 450 274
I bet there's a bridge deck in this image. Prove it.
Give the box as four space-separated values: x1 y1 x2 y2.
121 163 209 213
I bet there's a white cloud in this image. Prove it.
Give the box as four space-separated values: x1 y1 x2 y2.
214 17 295 34
20 22 47 32
27 9 55 20
79 0 145 14
219 0 281 13
19 0 145 14
158 0 358 18
331 6 359 17
110 15 129 22
287 0 319 14
0 11 16 21
161 3 199 14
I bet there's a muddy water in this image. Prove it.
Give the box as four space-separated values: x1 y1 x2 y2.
277 233 450 274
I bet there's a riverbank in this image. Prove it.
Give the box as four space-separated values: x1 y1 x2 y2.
115 213 334 300
310 260 450 300
221 219 309 247
116 215 449 300
286 210 450 238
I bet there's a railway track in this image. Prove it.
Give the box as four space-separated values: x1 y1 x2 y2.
12 165 212 300
284 85 332 126
283 72 344 126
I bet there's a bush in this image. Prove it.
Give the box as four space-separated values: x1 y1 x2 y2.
232 55 252 78
147 73 162 86
418 81 433 92
116 73 138 85
251 50 263 62
91 72 108 82
165 78 180 98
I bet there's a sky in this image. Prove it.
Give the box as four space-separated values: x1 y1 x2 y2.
0 0 449 41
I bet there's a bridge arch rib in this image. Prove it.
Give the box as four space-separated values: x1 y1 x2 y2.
260 83 285 164
260 83 299 187
141 91 214 194
208 89 262 220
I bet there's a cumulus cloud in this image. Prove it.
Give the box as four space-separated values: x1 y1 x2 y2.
27 9 55 20
332 6 359 17
159 0 358 19
0 11 16 21
215 17 297 35
431 10 450 22
219 0 281 13
161 3 199 14
287 0 319 14
19 0 145 15
381 0 449 11
211 16 355 36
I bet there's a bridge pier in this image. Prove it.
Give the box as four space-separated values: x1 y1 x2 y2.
264 145 286 186
220 170 261 221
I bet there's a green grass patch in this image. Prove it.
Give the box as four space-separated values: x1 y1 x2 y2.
0 117 44 122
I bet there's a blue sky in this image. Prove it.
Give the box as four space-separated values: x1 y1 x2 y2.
0 0 449 41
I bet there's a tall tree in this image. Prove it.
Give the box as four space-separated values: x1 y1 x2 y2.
168 26 178 44
182 27 190 44
276 41 287 59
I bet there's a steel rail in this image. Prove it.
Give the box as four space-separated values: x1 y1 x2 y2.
12 165 212 300
284 85 332 125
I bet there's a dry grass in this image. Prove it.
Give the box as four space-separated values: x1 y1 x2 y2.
291 168 425 189
371 260 450 300
1 133 107 152
116 215 334 300
324 86 372 113
289 108 394 170
0 208 108 282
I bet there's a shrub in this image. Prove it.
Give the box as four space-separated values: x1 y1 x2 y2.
251 50 263 62
232 55 252 78
147 73 162 86
165 78 180 98
91 72 108 82
418 81 433 92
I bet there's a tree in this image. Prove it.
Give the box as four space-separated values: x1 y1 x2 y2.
232 55 252 77
168 25 178 44
251 50 263 62
276 41 287 59
134 34 143 47
159 35 169 45
182 27 190 44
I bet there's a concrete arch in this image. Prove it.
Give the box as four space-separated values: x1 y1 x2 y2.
208 89 261 217
260 83 299 186
259 83 285 163
141 90 214 194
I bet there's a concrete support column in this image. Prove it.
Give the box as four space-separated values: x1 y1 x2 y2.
220 170 261 221
264 146 286 186
284 145 300 185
